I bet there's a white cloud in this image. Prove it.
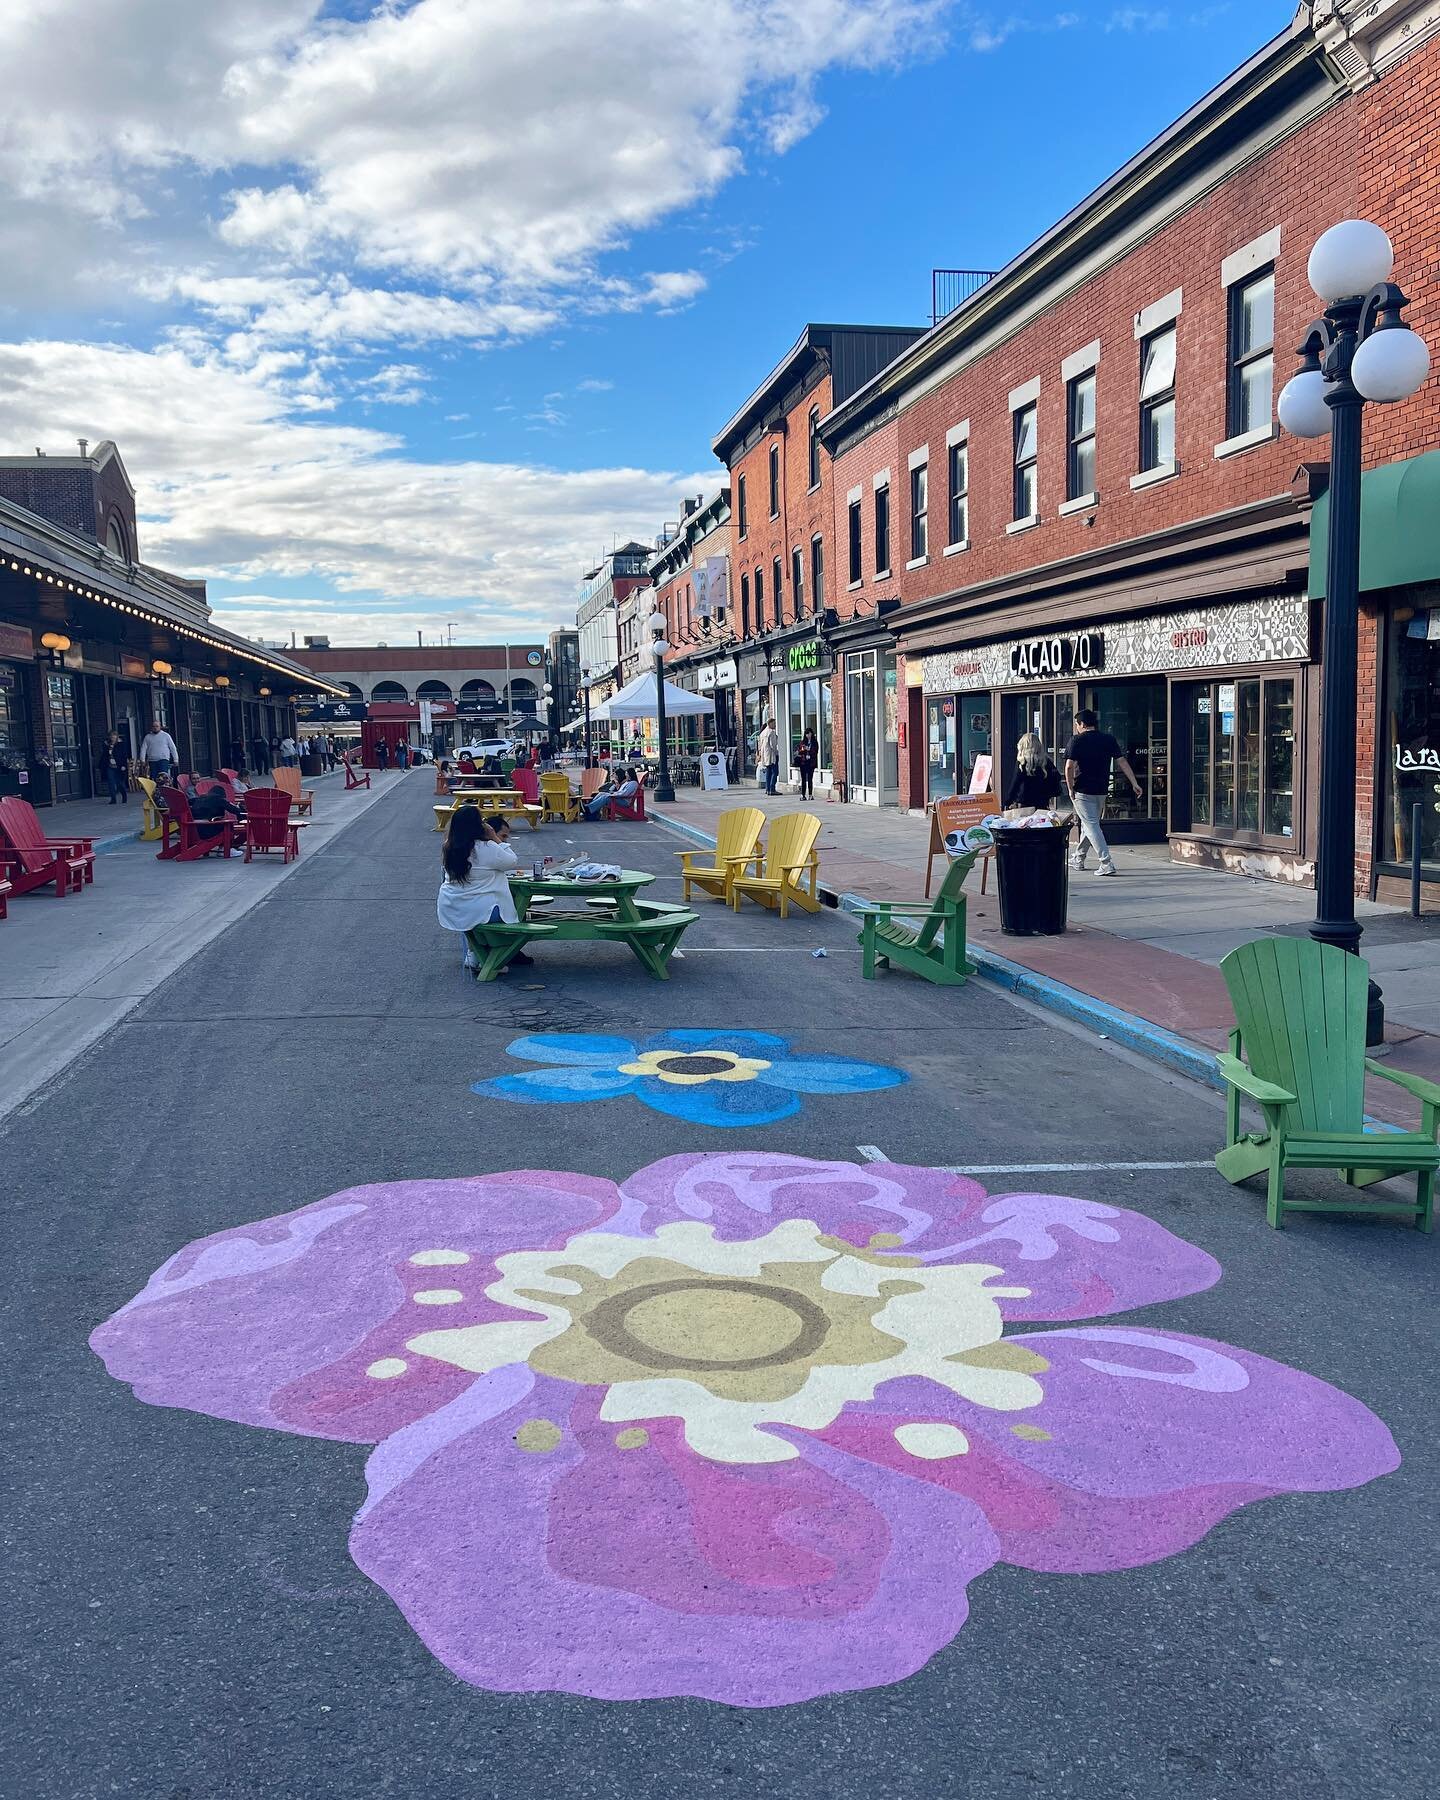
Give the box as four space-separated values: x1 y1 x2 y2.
0 0 945 337
0 338 703 631
576 379 614 393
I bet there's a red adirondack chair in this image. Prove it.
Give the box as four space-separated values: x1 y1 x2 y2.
157 786 235 862
607 772 648 821
243 787 302 863
0 796 95 896
0 876 12 918
343 755 371 790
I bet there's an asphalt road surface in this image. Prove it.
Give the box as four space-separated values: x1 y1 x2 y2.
3 779 1432 1800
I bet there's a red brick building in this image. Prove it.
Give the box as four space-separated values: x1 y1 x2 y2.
808 1 1440 900
711 325 925 783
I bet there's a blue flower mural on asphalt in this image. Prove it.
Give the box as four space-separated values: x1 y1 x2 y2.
473 1030 907 1127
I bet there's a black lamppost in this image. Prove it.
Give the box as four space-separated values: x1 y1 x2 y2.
580 663 593 768
644 604 675 803
1278 219 1430 1044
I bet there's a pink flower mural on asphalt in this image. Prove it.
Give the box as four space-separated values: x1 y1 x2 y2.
89 1153 1399 1708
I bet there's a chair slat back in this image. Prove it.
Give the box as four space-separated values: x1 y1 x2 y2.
273 767 302 803
0 797 52 873
715 807 765 865
581 768 606 800
916 849 979 951
159 785 196 822
1219 937 1367 1133
763 812 821 876
243 786 293 851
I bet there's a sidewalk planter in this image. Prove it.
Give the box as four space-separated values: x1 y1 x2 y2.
994 827 1070 935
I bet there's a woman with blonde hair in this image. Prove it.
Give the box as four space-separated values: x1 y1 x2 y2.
1004 731 1063 809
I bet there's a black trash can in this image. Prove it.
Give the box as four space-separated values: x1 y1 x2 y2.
993 824 1071 935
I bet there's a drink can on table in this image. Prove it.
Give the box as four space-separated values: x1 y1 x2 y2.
532 859 546 879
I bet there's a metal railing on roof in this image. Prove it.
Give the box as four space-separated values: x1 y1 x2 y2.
931 269 996 325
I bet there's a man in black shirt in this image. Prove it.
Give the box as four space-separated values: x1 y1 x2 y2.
1064 708 1142 876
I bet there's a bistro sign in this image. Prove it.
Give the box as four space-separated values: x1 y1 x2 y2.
1008 631 1104 680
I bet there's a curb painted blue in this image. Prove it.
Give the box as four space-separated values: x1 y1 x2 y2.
94 827 142 854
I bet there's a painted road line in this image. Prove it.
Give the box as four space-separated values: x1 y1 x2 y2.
858 1147 1215 1173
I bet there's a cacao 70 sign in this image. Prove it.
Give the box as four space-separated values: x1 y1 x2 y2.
1008 630 1105 681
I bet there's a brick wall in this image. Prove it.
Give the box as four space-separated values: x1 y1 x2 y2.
728 372 834 637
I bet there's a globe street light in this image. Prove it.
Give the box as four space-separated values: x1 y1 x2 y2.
644 607 675 803
1279 218 1431 1044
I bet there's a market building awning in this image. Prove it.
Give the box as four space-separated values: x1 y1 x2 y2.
1310 449 1440 597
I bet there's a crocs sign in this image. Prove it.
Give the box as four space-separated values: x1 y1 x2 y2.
1009 631 1104 680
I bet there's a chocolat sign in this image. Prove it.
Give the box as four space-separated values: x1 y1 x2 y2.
1008 631 1104 680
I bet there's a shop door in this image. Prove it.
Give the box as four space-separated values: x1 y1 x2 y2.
46 672 87 802
1079 678 1167 841
1000 687 1075 795
0 663 33 799
845 651 878 802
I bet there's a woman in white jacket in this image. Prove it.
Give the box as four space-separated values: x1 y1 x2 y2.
437 808 528 970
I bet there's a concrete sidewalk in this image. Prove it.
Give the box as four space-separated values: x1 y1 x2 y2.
653 784 1440 1125
0 766 411 1119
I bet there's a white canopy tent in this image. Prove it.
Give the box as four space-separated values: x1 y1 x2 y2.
592 671 715 721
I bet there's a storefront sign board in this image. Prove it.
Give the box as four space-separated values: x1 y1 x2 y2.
1009 631 1104 680
0 621 33 660
926 792 997 895
921 594 1310 695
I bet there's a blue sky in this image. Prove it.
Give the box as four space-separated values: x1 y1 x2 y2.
0 0 1294 645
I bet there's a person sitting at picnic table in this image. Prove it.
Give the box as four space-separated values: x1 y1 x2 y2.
477 755 506 787
584 765 638 820
457 751 477 774
436 807 533 972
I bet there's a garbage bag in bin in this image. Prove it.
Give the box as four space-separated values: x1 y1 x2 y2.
994 824 1071 935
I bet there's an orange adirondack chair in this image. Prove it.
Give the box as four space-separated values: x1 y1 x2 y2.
273 766 314 815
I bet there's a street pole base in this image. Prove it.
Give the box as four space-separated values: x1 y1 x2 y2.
654 781 676 804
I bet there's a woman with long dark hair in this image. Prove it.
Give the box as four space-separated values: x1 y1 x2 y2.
793 727 819 800
437 807 526 970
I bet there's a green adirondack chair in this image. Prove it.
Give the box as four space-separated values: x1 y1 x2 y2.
856 849 979 986
1216 937 1438 1231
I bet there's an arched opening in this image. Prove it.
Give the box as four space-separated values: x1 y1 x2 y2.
460 678 497 710
105 514 129 559
508 677 539 715
371 680 409 702
340 682 364 700
416 679 453 700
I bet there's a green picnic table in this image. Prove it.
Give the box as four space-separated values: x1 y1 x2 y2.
465 868 699 981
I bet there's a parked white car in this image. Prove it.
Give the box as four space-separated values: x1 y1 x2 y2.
456 738 516 759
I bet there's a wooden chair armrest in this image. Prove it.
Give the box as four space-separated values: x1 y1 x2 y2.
1214 1053 1296 1108
855 901 953 918
1365 1060 1440 1108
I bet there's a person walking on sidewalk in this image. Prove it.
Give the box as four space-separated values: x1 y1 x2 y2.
139 717 179 786
757 715 780 796
101 730 130 804
1065 710 1142 876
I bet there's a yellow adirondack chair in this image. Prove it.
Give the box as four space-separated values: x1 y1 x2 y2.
674 806 765 905
540 772 580 823
135 776 165 842
728 813 822 918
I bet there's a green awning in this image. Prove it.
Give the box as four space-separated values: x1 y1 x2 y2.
1310 448 1440 598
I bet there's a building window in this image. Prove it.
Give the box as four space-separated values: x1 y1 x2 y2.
792 547 805 619
947 441 968 545
1066 373 1096 500
1228 268 1274 437
1186 675 1294 838
768 443 780 518
754 564 765 629
737 473 748 538
1013 404 1038 521
811 535 824 610
1139 325 1176 471
808 407 821 490
848 499 863 584
772 556 783 625
740 571 751 636
1383 598 1440 872
874 481 890 575
910 463 928 560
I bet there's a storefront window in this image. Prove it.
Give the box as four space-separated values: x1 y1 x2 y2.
960 698 992 793
0 663 32 795
927 697 957 799
818 680 833 770
882 656 900 791
1382 602 1440 871
1182 675 1294 840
